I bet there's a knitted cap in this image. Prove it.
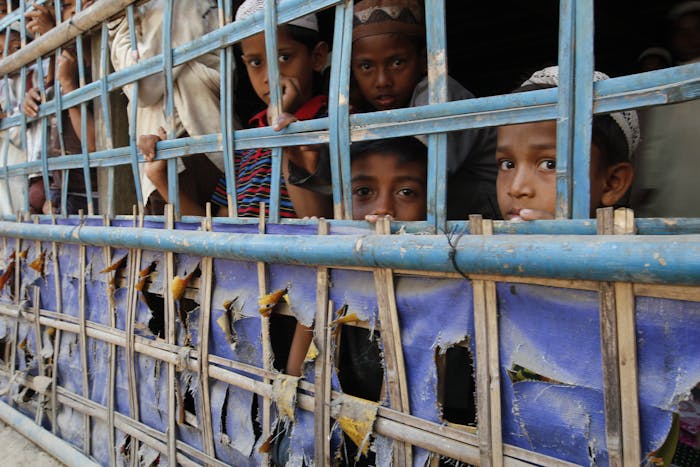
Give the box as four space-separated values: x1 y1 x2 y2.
668 1 700 20
522 66 641 158
235 0 318 32
352 0 424 42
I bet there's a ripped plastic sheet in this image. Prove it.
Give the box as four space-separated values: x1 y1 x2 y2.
210 381 261 466
329 270 474 466
498 283 700 465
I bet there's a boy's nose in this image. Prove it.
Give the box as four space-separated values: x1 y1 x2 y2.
371 194 395 217
508 169 534 198
375 67 392 88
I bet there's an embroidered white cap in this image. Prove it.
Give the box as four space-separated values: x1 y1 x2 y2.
522 66 641 158
235 0 319 32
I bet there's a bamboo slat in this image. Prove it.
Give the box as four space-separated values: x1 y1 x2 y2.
313 220 331 466
164 204 178 465
198 207 216 458
77 211 91 455
597 207 623 467
470 215 503 467
257 203 272 465
102 215 117 467
613 208 641 465
373 216 412 466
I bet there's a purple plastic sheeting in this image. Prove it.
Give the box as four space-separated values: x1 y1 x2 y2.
0 218 699 466
498 283 700 465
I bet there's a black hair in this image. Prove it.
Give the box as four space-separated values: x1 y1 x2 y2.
512 83 629 167
351 136 428 167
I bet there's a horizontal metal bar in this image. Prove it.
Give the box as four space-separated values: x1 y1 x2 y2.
0 400 100 467
1 221 700 284
0 0 140 75
1 18 698 133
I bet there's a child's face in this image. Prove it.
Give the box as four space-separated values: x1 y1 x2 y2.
496 120 628 220
351 33 425 111
241 27 326 110
0 32 21 59
60 0 79 20
496 121 559 220
351 152 427 221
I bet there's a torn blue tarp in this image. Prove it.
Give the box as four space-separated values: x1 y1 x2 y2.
0 220 699 466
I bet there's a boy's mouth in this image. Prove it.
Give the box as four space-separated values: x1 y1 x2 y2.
373 95 397 109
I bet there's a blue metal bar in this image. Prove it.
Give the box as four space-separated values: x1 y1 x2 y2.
327 1 353 219
75 1 95 215
7 62 699 135
100 22 115 217
556 0 574 219
3 221 700 285
54 2 67 216
0 0 142 75
162 0 178 217
126 5 144 213
218 0 237 217
35 56 51 211
3 41 700 133
264 0 282 223
424 0 448 229
571 0 594 219
18 0 29 213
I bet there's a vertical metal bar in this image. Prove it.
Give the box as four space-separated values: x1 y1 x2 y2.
1 28 12 214
163 0 179 217
75 0 94 215
264 0 282 222
555 0 574 219
218 0 237 217
327 1 353 219
126 5 144 213
18 0 29 213
54 0 68 216
100 22 115 217
570 0 594 219
35 56 51 212
424 0 448 229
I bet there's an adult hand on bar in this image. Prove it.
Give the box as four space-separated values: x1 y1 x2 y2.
24 4 55 36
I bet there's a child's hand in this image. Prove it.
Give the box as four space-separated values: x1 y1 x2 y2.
364 214 394 224
509 208 554 222
24 4 55 36
23 88 42 117
139 127 168 184
57 49 80 93
278 76 305 115
272 112 298 131
138 127 168 162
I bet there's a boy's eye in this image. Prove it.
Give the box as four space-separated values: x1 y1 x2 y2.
246 58 262 68
356 62 372 72
391 58 405 67
397 187 417 197
353 186 372 198
278 54 291 63
538 159 556 170
498 159 515 170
